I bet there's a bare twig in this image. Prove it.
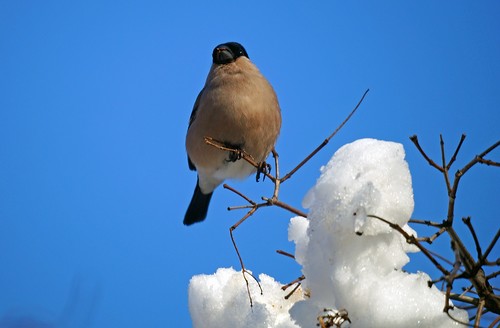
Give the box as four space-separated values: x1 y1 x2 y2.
452 141 500 195
276 249 296 259
425 249 458 268
440 134 452 193
261 196 308 217
367 214 450 275
417 226 448 244
477 158 500 167
444 240 463 313
281 275 305 291
488 315 500 328
229 207 263 307
281 89 369 183
284 282 302 300
449 293 479 306
486 271 500 280
409 218 445 227
224 184 257 206
474 299 485 328
478 229 500 269
409 135 444 172
447 134 466 170
271 149 281 199
462 217 482 259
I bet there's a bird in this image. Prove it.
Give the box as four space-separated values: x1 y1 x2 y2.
184 42 282 225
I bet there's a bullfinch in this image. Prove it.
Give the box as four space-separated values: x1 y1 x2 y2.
184 42 281 225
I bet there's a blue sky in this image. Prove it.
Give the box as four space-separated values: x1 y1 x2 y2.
1 1 499 327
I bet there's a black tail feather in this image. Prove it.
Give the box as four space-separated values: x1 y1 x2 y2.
184 181 213 225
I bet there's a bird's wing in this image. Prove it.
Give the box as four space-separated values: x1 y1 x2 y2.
187 88 204 171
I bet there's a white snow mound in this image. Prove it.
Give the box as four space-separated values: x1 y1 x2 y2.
290 138 467 327
188 267 302 328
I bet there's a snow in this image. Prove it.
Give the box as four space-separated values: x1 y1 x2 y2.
188 139 468 327
188 267 302 328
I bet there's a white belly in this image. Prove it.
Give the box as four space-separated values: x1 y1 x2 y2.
213 159 256 181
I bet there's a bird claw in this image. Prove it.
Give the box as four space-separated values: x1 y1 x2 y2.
223 142 244 163
256 162 271 182
227 149 243 162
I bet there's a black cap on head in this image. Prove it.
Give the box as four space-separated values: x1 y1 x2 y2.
212 42 249 65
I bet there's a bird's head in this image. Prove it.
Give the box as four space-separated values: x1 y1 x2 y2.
212 42 249 65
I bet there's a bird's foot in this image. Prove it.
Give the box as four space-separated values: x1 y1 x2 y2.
256 161 271 182
227 149 243 162
223 142 244 162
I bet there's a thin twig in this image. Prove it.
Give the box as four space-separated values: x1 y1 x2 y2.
271 149 281 199
447 134 466 170
284 282 302 300
445 240 463 312
262 196 308 218
473 299 485 328
229 207 262 307
462 217 482 259
477 158 500 167
368 214 450 275
281 275 305 291
281 89 369 183
224 184 256 205
449 293 479 306
444 284 453 313
486 271 500 280
440 135 452 193
460 285 475 299
227 204 258 211
276 249 295 259
478 229 500 268
409 218 445 227
417 226 448 244
488 315 500 328
445 141 499 227
429 276 446 289
409 135 444 172
457 140 500 178
426 249 459 268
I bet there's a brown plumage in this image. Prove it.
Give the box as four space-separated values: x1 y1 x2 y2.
184 42 281 225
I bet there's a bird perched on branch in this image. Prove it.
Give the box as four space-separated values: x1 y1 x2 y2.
184 42 282 225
